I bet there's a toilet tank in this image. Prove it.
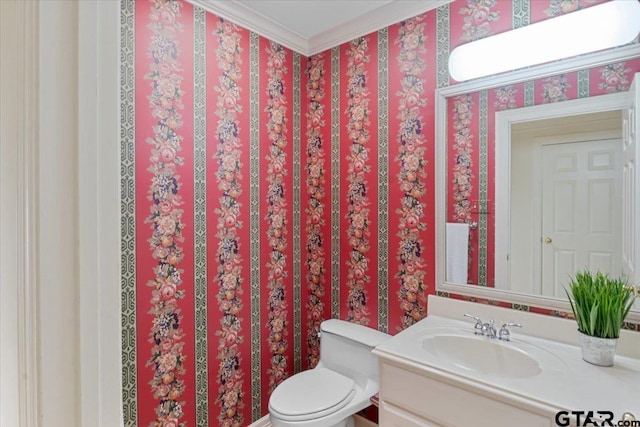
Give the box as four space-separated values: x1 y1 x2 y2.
318 319 391 387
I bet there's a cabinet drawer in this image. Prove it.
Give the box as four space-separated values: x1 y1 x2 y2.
380 401 443 427
379 361 552 427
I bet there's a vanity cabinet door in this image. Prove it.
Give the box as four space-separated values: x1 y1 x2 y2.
380 402 443 427
379 361 554 427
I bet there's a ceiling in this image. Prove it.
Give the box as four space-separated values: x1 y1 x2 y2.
237 0 395 39
189 0 452 56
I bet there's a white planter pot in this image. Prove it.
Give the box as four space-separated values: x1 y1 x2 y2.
578 331 618 367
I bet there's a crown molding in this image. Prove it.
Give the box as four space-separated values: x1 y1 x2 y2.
189 0 310 53
307 0 452 56
188 0 452 56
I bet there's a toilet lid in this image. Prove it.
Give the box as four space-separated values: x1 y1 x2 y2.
269 368 355 420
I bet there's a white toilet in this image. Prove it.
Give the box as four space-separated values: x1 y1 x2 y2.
268 319 391 427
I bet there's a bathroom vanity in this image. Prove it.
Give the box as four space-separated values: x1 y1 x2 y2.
373 296 640 427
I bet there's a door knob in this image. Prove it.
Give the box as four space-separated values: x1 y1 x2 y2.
544 237 552 244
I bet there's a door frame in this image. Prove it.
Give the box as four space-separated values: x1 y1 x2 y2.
0 1 123 425
1 2 39 424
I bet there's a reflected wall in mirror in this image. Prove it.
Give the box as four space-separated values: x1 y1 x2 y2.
436 51 640 319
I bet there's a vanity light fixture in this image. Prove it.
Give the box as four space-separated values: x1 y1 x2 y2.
448 0 640 82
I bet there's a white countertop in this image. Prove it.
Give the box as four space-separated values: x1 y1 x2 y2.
374 314 640 418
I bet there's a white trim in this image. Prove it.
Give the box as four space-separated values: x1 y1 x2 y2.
0 1 40 425
78 0 123 425
625 74 640 308
20 3 40 424
188 0 308 54
38 1 81 423
494 106 512 292
187 0 451 56
437 91 640 322
531 142 542 295
78 2 99 423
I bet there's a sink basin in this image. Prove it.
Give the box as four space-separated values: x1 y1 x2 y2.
422 334 542 378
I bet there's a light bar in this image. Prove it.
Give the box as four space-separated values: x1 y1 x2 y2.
448 0 640 82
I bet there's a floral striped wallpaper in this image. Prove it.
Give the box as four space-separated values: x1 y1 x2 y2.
342 36 377 328
301 52 329 370
391 17 431 331
209 16 251 427
121 0 640 425
140 2 192 425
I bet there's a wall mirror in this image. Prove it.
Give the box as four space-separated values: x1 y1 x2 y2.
435 43 640 321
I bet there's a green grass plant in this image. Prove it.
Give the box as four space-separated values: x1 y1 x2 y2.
565 270 635 339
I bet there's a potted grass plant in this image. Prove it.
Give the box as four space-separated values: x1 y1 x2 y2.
565 270 635 367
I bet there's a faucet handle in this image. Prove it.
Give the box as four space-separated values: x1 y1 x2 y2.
464 313 484 335
498 322 522 341
483 320 497 338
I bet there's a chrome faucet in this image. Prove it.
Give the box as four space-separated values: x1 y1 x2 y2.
464 313 484 335
464 314 497 338
498 322 522 341
465 314 523 341
483 320 497 339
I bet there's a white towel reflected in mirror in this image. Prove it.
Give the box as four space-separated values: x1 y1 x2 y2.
446 222 469 284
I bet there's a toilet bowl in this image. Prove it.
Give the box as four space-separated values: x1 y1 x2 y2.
268 319 391 427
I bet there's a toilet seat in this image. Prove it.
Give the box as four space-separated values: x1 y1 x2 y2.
269 367 356 422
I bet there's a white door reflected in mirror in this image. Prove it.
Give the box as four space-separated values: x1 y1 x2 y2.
540 139 621 297
495 104 639 299
508 131 622 298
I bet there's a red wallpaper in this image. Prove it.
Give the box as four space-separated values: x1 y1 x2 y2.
339 35 379 327
449 0 512 46
530 0 609 23
486 90 497 288
134 1 196 425
300 53 333 371
387 15 437 333
590 59 640 96
447 93 481 285
259 37 295 412
127 0 640 425
135 3 300 424
206 15 253 426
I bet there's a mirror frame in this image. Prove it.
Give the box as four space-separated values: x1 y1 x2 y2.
435 42 640 321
